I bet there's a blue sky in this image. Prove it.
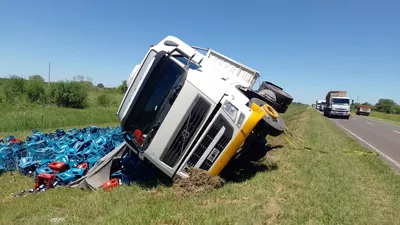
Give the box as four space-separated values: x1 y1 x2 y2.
0 0 399 104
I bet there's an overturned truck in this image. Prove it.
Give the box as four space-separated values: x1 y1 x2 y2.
72 36 293 190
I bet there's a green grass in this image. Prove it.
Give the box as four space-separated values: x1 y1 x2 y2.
351 108 400 124
1 105 400 224
0 105 119 139
87 89 124 107
365 111 400 124
0 90 123 139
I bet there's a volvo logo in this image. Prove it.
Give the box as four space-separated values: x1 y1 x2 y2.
182 130 190 139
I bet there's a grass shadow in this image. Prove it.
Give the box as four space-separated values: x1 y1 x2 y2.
266 144 284 151
133 170 173 189
220 144 282 183
221 160 278 183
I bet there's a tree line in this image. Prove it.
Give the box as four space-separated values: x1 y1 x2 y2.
352 99 400 114
0 75 126 109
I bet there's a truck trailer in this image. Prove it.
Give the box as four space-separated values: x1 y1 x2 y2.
72 36 293 189
323 91 350 119
356 105 372 116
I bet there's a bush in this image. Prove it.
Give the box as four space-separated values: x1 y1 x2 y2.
29 75 45 82
50 81 88 108
390 105 400 114
4 75 25 102
118 80 127 94
26 80 46 103
97 93 111 107
374 98 396 113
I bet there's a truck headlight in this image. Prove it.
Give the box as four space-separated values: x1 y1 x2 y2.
222 100 238 122
237 112 246 128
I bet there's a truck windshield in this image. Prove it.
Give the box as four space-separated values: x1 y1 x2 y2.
173 55 201 70
124 56 185 148
332 98 349 104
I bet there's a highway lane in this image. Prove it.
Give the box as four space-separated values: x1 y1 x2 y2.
330 114 400 170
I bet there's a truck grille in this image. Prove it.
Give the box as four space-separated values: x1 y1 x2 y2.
160 97 210 167
199 134 231 171
185 115 233 171
186 124 220 167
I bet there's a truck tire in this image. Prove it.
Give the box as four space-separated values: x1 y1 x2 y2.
261 115 286 137
249 98 286 137
237 87 289 114
258 81 293 105
250 97 288 114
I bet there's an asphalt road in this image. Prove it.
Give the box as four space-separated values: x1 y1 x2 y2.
327 112 400 170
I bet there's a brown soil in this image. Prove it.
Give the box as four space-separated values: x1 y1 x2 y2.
173 168 225 197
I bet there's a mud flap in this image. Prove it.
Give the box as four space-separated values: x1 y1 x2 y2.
68 143 128 191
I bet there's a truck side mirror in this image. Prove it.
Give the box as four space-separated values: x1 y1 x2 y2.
164 40 179 47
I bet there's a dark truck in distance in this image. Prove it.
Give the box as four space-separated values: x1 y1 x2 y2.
356 105 372 116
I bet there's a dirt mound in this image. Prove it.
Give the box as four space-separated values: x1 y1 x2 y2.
173 168 225 197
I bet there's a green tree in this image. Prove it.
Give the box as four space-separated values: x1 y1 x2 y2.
118 80 127 94
390 105 400 114
374 99 396 113
26 80 46 103
50 81 88 108
97 93 111 107
28 75 45 82
4 75 26 102
97 83 105 88
73 75 85 82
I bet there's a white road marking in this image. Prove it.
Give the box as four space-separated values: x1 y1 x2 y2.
353 118 357 120
366 122 373 125
394 130 400 134
334 122 400 170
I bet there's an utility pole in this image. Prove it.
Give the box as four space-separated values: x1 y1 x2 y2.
357 96 359 104
48 62 51 87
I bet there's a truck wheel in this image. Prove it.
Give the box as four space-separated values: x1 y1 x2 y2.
249 98 286 137
261 115 286 137
237 87 289 114
255 90 289 114
258 81 293 105
250 96 288 114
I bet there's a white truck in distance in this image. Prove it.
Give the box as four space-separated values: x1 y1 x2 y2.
316 100 325 111
116 36 293 179
324 91 351 119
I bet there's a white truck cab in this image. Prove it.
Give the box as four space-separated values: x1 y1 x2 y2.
324 91 350 119
116 36 292 179
316 100 325 111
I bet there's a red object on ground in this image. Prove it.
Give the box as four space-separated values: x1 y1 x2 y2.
359 105 372 109
77 163 88 174
103 178 119 191
133 129 144 145
9 138 23 143
35 173 55 190
48 162 67 173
